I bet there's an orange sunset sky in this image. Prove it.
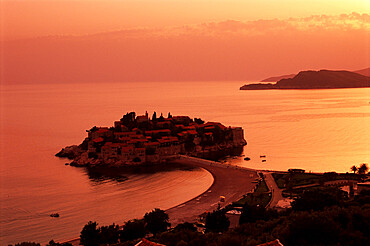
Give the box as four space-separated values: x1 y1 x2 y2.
1 0 369 83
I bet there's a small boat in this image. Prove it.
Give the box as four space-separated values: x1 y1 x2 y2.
262 160 266 162
260 155 266 158
50 213 60 218
65 163 69 165
244 157 251 161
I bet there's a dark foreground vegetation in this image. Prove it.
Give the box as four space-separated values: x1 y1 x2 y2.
12 186 370 246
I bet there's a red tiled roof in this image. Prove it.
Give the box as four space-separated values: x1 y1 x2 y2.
145 129 171 134
114 131 136 136
205 122 227 130
96 128 109 133
122 146 134 152
157 121 170 125
160 136 179 142
128 139 148 144
157 139 171 144
102 142 125 148
119 137 131 141
92 137 104 143
187 130 198 135
135 238 165 246
144 142 160 146
183 126 196 130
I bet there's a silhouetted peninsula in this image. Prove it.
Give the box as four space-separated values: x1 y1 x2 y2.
241 70 370 90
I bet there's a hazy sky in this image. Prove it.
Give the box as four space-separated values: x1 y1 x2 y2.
1 0 369 40
1 0 369 83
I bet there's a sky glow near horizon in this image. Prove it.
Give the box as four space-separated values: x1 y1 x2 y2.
0 0 369 82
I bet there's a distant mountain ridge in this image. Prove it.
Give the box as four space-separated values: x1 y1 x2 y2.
354 68 370 77
260 67 370 82
241 69 370 90
261 74 296 82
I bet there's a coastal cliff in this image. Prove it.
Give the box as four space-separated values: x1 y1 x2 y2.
241 70 370 90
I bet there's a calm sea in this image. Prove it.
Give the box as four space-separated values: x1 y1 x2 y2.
0 81 369 244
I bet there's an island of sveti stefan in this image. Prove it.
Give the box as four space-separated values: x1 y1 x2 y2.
56 112 247 167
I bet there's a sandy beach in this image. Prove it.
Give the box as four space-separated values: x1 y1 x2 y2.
166 159 258 226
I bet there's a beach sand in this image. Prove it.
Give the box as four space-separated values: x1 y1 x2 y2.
167 159 258 226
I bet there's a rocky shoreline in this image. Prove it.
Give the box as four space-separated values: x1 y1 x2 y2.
56 144 244 167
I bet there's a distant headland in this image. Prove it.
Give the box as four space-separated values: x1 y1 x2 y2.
259 67 370 82
241 69 370 90
56 112 247 167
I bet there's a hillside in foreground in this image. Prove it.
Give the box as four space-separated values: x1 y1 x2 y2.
241 69 370 90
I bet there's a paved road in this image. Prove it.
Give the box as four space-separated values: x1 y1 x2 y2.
263 172 284 209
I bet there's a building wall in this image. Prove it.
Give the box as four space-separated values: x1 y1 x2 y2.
231 127 246 145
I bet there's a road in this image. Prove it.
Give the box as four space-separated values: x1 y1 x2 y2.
263 172 284 209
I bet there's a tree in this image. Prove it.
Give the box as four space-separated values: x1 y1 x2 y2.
239 203 266 224
144 208 171 236
358 163 368 175
152 112 157 121
100 223 119 245
350 165 358 174
120 219 146 242
205 209 230 233
284 211 340 245
80 221 100 246
174 222 197 232
291 187 347 211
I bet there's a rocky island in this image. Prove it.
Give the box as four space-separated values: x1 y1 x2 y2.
241 69 370 90
56 112 247 167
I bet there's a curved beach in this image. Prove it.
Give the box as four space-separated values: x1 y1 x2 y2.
166 158 258 226
63 159 257 245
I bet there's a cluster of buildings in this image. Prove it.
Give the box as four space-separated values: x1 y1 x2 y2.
81 112 246 166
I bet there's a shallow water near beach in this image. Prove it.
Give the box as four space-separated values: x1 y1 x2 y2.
0 81 369 244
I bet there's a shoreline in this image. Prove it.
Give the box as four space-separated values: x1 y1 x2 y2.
164 166 215 212
166 158 258 226
62 158 258 245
